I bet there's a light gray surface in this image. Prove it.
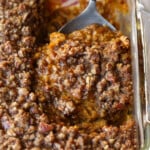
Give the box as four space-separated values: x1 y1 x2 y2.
139 0 150 12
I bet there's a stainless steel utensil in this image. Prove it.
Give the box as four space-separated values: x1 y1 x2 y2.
59 0 116 34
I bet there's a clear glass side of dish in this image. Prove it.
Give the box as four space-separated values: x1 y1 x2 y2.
117 0 145 149
136 0 150 149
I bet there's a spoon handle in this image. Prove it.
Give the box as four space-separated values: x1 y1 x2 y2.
87 0 96 10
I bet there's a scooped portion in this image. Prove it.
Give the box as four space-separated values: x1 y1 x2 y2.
34 24 133 125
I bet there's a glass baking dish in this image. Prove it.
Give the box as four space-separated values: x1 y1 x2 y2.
48 0 150 149
136 0 150 149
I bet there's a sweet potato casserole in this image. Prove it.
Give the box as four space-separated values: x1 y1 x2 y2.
0 0 138 149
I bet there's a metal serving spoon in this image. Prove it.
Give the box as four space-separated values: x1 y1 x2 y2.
59 0 116 34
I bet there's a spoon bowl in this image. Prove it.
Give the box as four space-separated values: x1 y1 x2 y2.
59 0 116 34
